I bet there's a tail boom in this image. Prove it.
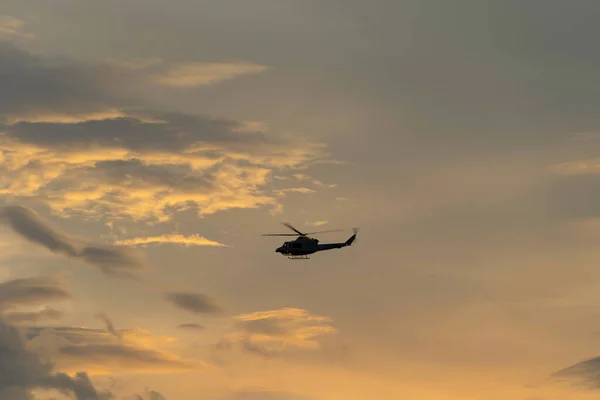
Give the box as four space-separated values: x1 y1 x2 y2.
315 232 357 252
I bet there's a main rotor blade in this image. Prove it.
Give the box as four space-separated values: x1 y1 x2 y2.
304 229 346 235
261 233 299 237
282 222 306 236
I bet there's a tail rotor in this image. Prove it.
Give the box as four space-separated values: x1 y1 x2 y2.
345 227 360 246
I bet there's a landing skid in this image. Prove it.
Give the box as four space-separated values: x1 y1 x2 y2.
287 255 310 260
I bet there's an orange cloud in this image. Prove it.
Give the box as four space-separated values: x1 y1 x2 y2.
26 324 209 376
151 61 270 87
216 308 338 358
551 157 600 176
0 116 328 223
115 234 227 247
0 43 339 226
0 15 33 40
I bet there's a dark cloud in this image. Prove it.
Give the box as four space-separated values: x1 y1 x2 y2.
0 42 294 153
38 372 113 400
0 41 121 118
551 356 600 390
165 292 222 315
177 323 205 330
239 338 275 359
134 391 168 400
89 159 216 193
0 315 112 399
80 246 145 279
59 344 188 367
5 306 63 324
26 325 202 373
26 326 110 345
94 313 121 339
6 114 257 153
235 318 288 336
0 205 146 277
0 206 78 257
223 391 311 400
0 274 71 308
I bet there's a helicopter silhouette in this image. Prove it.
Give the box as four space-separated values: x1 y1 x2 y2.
262 222 359 259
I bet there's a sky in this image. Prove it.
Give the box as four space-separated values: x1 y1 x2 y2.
2 1 600 399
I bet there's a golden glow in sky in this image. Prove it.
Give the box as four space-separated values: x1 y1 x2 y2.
1 1 600 399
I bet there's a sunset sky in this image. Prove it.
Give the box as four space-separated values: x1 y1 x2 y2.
3 1 600 399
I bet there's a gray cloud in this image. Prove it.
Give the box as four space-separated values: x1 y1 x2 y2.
0 205 146 277
177 323 205 330
551 357 600 390
6 114 267 153
38 372 113 400
26 326 111 345
165 292 222 315
26 325 203 373
0 206 78 257
235 318 288 336
94 313 121 339
59 344 186 366
0 315 112 399
0 274 71 308
87 159 216 193
0 41 124 119
134 391 168 400
5 306 63 324
223 391 311 400
239 338 276 359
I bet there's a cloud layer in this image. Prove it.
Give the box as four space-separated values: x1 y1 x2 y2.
0 42 330 227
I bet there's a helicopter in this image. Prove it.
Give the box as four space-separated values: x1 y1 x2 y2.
262 222 359 259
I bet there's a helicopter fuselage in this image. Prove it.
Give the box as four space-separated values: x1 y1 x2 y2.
275 234 356 258
262 222 358 259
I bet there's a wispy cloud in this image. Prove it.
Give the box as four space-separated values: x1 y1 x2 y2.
551 356 600 390
177 323 205 330
277 188 316 194
150 61 271 87
216 308 337 359
0 206 146 278
0 274 71 308
0 15 33 41
26 324 207 375
306 220 328 227
223 391 312 400
133 390 169 400
551 157 600 176
4 306 63 324
165 291 223 315
103 57 270 87
94 313 122 339
116 234 227 247
5 108 130 125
